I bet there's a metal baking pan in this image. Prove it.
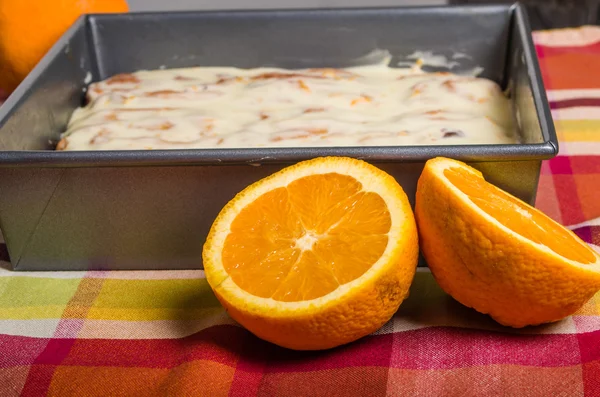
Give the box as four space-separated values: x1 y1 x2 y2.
0 4 557 271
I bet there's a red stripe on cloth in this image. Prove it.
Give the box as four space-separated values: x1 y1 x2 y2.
577 329 600 363
571 225 594 245
580 330 600 397
570 225 600 247
53 325 394 373
228 329 268 397
568 156 600 174
583 360 600 397
259 366 389 397
261 332 394 373
226 326 394 396
33 339 77 365
0 335 49 368
20 339 77 397
591 226 600 246
61 325 241 368
228 367 264 397
549 157 586 225
389 327 581 369
548 156 576 174
550 98 600 109
20 366 57 397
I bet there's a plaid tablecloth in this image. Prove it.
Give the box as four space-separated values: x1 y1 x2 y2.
1 27 600 397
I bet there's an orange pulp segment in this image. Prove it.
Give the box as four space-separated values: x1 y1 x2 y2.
222 173 391 302
444 166 596 264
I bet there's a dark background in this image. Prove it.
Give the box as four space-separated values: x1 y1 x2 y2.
451 0 600 30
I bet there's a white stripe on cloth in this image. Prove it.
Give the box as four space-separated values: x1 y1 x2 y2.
547 89 600 102
552 107 600 120
0 267 205 280
556 142 600 156
568 218 600 229
0 314 238 340
0 319 61 338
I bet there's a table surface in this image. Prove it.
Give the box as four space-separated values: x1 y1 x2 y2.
1 26 600 397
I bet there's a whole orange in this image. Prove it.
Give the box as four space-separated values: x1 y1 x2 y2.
0 0 128 95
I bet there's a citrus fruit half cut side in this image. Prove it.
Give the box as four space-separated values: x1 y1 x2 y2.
203 157 419 350
415 157 600 328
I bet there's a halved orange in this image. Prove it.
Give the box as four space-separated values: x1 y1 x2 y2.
415 157 600 327
203 157 418 350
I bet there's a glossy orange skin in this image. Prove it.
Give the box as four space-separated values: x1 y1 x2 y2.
0 0 128 94
416 157 600 328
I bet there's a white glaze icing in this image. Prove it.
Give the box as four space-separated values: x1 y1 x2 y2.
59 64 517 150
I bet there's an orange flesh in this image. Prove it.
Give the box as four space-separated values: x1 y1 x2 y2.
222 173 391 302
444 167 596 264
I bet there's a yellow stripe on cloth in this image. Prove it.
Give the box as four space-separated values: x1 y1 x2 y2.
555 120 600 142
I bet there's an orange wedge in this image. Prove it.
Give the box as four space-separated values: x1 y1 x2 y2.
203 157 419 350
415 157 600 327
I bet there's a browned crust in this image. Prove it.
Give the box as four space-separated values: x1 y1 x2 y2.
105 73 141 85
56 138 68 150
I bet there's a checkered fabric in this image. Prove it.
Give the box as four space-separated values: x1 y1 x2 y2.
1 26 600 397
